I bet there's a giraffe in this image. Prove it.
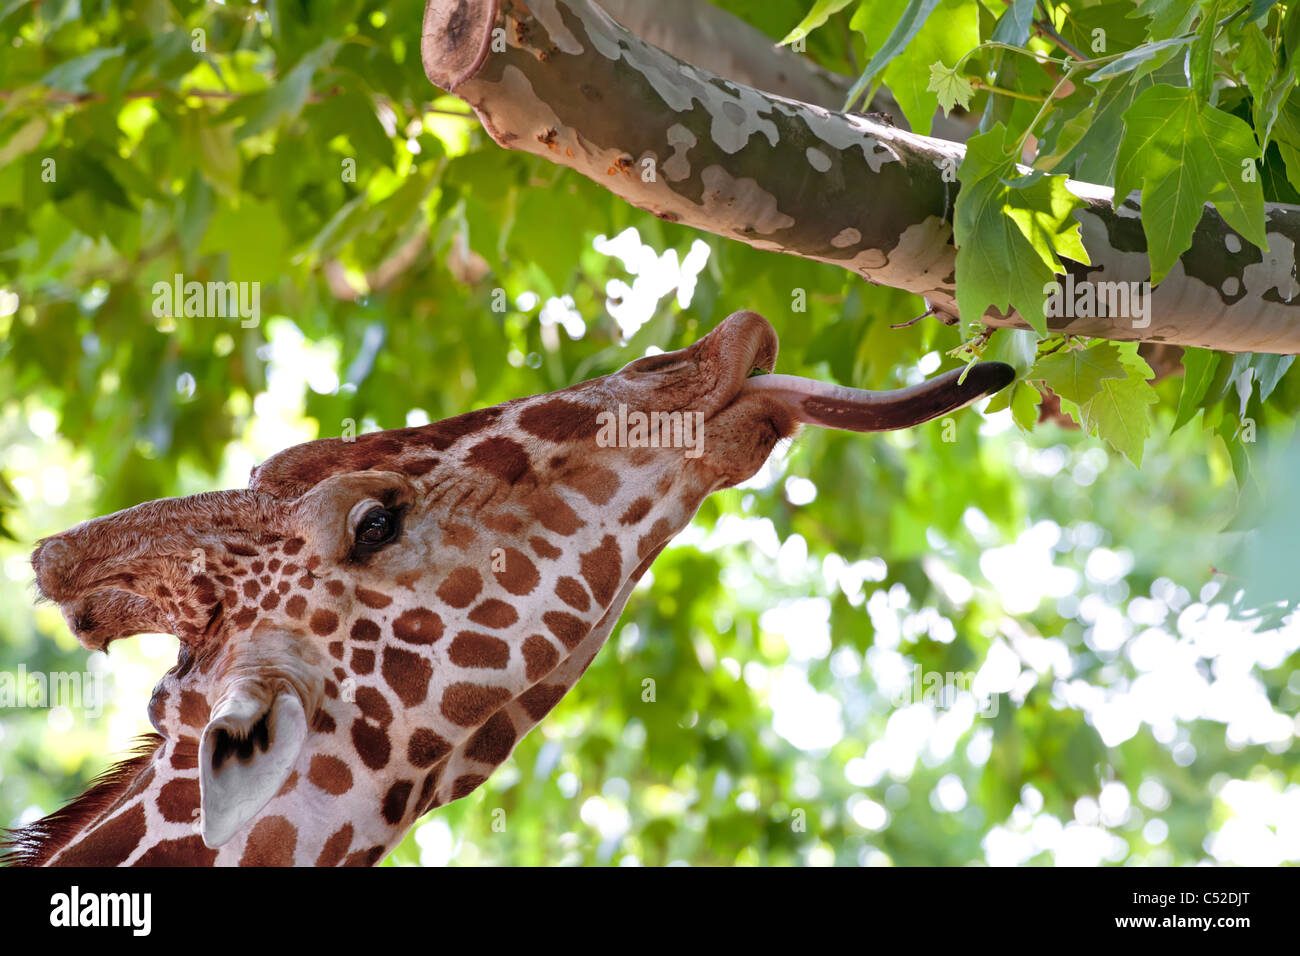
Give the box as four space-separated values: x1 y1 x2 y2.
2 311 1013 866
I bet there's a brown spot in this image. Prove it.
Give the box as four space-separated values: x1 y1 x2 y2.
530 536 562 560
482 511 525 535
350 718 391 770
562 463 620 505
225 541 258 557
342 845 386 867
312 709 336 734
528 491 582 536
437 567 483 608
392 607 444 645
53 806 147 868
418 408 497 450
242 580 261 600
469 599 518 628
298 573 315 590
519 683 567 722
620 497 653 525
449 631 511 669
417 767 443 814
554 576 590 611
310 609 339 636
328 640 343 660
465 711 517 765
382 646 433 707
492 548 539 595
306 754 353 801
451 774 487 800
544 610 589 649
355 686 393 727
382 780 413 825
351 647 375 674
408 728 452 768
285 594 307 619
351 618 380 642
356 587 392 609
396 569 423 588
440 682 511 727
326 580 345 597
466 436 531 484
283 538 305 555
277 771 298 797
402 456 440 476
171 738 198 770
316 824 353 866
180 690 209 728
239 815 297 866
581 534 622 605
522 635 559 681
134 835 218 866
638 517 673 559
519 398 603 442
157 777 200 824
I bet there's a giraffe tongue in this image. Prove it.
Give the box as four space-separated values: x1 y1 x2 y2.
742 362 1016 432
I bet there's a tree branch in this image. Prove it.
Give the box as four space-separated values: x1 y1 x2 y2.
422 0 1300 354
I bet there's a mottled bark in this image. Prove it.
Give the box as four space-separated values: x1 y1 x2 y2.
422 0 1300 354
591 1 976 143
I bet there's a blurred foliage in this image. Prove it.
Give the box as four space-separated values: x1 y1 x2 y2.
0 0 1297 866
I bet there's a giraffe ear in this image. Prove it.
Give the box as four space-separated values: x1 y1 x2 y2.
198 681 309 848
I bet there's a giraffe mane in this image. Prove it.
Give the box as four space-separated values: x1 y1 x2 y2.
0 734 163 867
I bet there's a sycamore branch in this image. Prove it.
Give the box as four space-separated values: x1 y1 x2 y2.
422 0 1300 354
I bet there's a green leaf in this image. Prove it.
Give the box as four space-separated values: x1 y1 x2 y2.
1251 353 1295 400
1130 0 1198 40
1086 37 1192 83
1115 85 1268 283
232 42 339 141
844 0 944 110
40 47 124 93
1247 0 1283 22
1032 341 1128 404
991 0 1037 45
954 125 1091 336
1172 346 1218 431
0 117 47 168
1235 22 1275 111
1054 349 1158 464
882 0 979 133
779 0 856 45
928 62 974 116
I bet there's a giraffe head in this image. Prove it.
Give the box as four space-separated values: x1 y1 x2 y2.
16 311 1012 865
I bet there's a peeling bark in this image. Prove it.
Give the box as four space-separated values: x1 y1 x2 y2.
422 0 1300 354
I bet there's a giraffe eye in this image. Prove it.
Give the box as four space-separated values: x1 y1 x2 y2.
354 507 401 550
